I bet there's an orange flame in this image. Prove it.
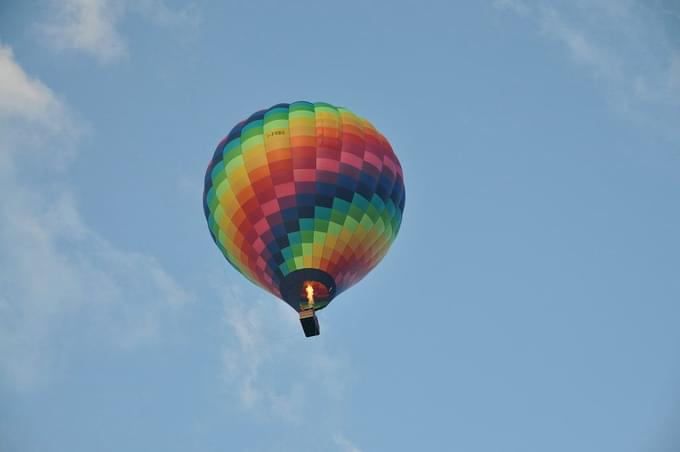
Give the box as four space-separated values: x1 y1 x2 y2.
305 284 315 306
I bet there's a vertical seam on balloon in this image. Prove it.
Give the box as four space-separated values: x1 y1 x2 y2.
346 115 372 287
258 105 279 293
329 106 349 290
240 110 278 294
271 104 292 293
287 103 300 273
317 103 340 276
375 133 401 261
341 116 372 288
286 102 308 275
384 133 405 246
330 103 343 278
362 131 400 269
309 101 320 272
336 107 362 291
332 108 367 290
282 103 292 279
222 131 250 280
351 118 382 283
311 102 331 273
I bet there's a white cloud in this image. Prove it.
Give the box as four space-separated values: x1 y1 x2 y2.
42 0 127 63
495 0 680 139
334 434 363 452
220 284 349 420
39 0 199 63
0 43 189 389
134 0 200 31
0 46 66 126
220 287 360 451
493 0 530 16
0 44 79 176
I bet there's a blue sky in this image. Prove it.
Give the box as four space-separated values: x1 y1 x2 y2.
1 1 680 451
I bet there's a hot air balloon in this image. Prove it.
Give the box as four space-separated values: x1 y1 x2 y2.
203 101 405 336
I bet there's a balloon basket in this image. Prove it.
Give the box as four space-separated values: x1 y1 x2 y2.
299 309 320 337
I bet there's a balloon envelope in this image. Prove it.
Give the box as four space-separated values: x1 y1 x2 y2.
203 101 405 313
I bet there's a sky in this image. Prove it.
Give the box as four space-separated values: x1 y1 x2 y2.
1 0 680 451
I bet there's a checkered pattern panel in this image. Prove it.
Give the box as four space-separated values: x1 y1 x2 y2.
203 101 405 299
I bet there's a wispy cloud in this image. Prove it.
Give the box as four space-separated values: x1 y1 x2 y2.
333 434 363 452
0 43 189 389
0 46 69 129
220 284 349 420
495 0 680 139
39 0 200 63
493 0 530 16
41 0 127 63
220 285 363 451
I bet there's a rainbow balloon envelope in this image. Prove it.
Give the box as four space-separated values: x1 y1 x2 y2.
203 101 405 336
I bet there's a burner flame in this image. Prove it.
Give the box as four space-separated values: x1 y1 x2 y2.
305 284 315 306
